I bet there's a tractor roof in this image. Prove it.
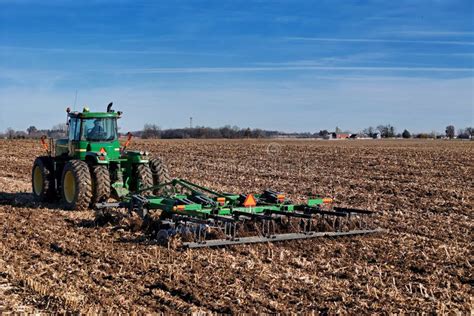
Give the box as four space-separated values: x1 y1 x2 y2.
69 111 119 119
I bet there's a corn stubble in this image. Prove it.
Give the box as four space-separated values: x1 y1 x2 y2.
0 139 472 313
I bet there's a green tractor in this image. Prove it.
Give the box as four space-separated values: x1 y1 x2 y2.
31 103 170 210
31 104 383 248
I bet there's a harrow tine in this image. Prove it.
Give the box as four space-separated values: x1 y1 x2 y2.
262 219 276 238
196 224 208 244
224 222 236 240
305 218 312 234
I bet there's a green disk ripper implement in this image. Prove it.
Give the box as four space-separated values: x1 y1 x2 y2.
96 178 384 248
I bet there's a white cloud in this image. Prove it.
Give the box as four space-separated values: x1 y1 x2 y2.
114 66 473 74
395 31 474 37
286 37 474 46
0 46 230 57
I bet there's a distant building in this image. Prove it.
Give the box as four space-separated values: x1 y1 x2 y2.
350 133 369 139
332 132 351 139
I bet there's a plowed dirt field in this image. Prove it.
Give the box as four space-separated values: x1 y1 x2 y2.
0 139 472 313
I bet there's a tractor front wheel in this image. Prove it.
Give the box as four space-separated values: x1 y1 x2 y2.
61 160 92 211
32 157 57 202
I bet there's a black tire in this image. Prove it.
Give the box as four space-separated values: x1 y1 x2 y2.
149 157 171 195
61 160 92 211
132 164 153 193
90 165 111 206
32 156 57 202
156 229 170 246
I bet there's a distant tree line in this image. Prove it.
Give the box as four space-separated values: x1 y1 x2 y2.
455 126 474 139
138 123 473 140
139 124 282 139
1 124 67 139
358 124 473 139
1 123 472 140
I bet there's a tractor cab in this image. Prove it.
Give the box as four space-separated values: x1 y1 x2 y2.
55 106 122 162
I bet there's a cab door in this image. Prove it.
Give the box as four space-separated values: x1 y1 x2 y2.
68 118 81 157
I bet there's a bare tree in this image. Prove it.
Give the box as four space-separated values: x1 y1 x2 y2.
389 125 395 137
457 127 473 139
363 126 375 137
465 127 474 136
376 124 396 138
52 123 67 132
6 128 15 139
445 125 455 139
142 124 161 139
27 126 38 135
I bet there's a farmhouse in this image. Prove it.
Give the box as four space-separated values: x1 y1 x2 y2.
332 132 351 139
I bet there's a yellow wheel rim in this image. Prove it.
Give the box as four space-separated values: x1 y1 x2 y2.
33 166 43 195
63 170 76 203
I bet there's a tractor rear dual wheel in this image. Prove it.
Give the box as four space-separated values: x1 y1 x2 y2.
61 161 111 210
149 157 171 185
149 157 172 195
61 160 93 211
90 165 111 205
133 164 153 193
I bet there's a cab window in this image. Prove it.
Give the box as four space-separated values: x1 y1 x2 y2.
81 118 117 141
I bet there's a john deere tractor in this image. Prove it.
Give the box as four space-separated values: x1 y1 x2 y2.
31 103 383 248
31 103 170 210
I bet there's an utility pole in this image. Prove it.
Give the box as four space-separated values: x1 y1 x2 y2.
190 117 193 129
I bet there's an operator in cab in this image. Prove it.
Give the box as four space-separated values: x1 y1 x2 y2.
88 119 104 138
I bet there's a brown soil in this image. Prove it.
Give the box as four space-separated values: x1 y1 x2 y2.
0 139 472 313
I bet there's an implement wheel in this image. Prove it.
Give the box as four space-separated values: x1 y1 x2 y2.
149 157 172 194
90 165 111 206
132 164 153 193
61 160 92 210
32 157 57 202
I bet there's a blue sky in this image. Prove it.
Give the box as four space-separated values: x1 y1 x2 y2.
0 0 473 133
